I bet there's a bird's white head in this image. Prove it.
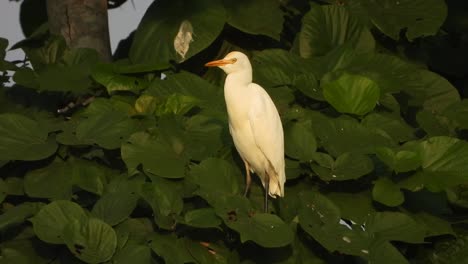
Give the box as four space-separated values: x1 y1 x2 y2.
205 51 252 75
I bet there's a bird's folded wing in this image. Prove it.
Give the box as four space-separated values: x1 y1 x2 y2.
247 83 285 187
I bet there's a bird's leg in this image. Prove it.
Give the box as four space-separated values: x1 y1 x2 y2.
243 161 252 197
264 172 270 213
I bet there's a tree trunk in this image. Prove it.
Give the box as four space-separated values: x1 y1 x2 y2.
46 0 112 61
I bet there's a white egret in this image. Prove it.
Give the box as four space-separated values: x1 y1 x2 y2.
205 51 285 212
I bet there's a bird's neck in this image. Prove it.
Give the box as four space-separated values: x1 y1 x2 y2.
225 70 252 90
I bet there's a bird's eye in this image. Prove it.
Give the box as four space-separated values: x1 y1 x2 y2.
231 58 237 63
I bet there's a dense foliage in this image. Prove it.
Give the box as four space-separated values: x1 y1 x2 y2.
1 0 468 263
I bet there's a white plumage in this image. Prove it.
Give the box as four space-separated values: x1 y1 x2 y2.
205 51 285 211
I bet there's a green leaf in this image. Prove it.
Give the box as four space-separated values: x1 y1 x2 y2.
92 191 138 226
376 147 421 173
323 73 380 115
417 136 468 191
0 113 57 161
297 4 374 58
327 191 375 225
298 191 369 257
130 0 225 64
443 99 468 130
145 71 223 112
92 63 149 94
407 70 460 112
140 179 183 229
63 217 117 263
31 200 87 244
311 115 395 156
366 212 427 244
24 160 73 199
149 233 194 264
285 120 317 161
362 113 415 142
224 0 284 40
0 202 43 231
183 208 222 229
113 244 152 264
233 213 294 248
311 152 374 181
365 0 447 41
190 158 240 195
122 131 189 178
372 177 405 207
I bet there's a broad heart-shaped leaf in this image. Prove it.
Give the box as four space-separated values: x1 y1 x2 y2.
296 4 374 58
311 152 374 181
189 158 240 195
0 202 44 231
230 213 294 248
182 208 222 229
323 73 380 115
25 158 110 199
112 244 152 264
92 63 149 94
91 191 138 226
311 115 395 157
121 131 189 178
140 178 183 230
223 0 284 40
63 217 117 263
211 194 294 248
299 191 429 261
145 71 224 112
365 0 447 41
372 177 405 207
407 70 460 113
130 0 225 64
362 113 415 143
298 191 370 257
284 120 317 161
31 200 87 244
149 233 195 264
24 160 73 199
57 98 140 149
416 136 468 191
376 147 421 173
443 99 468 130
0 113 57 161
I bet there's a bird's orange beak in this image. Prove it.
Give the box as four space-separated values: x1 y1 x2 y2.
205 58 236 67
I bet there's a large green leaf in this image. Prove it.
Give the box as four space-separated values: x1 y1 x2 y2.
323 72 380 115
149 233 194 264
297 4 374 58
92 191 138 226
140 178 183 230
92 63 150 94
224 0 284 40
130 0 225 64
24 160 73 199
24 158 110 199
365 0 447 40
63 217 117 263
112 244 153 264
417 136 468 191
0 113 57 161
31 200 87 244
372 177 405 207
311 152 374 181
190 158 240 195
0 202 43 231
182 208 222 229
284 120 317 161
362 113 415 142
311 115 395 156
121 131 189 178
145 71 224 112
